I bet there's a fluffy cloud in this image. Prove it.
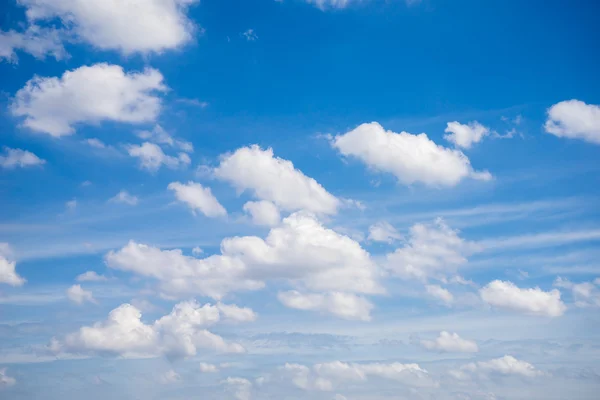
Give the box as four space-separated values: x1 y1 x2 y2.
554 277 600 308
168 181 227 218
545 100 600 144
199 363 219 373
278 291 373 321
0 147 45 169
367 221 402 244
17 0 199 54
0 244 26 286
50 300 246 359
217 302 258 323
11 63 166 137
128 143 190 172
480 280 566 317
243 200 281 226
385 219 480 281
109 190 138 206
281 360 434 392
421 331 478 353
223 377 252 400
426 284 454 305
76 271 108 282
66 284 95 304
135 125 193 152
0 368 16 388
214 145 340 214
0 26 66 63
444 121 490 149
331 122 492 187
106 213 382 315
455 355 543 379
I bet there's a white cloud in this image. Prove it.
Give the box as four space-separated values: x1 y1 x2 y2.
84 138 108 149
0 368 16 388
480 280 566 317
192 247 203 256
385 218 480 281
199 363 219 373
128 143 190 172
331 122 492 187
217 302 258 323
159 369 181 384
282 360 434 392
421 331 478 353
105 212 382 304
367 221 402 244
305 0 351 10
554 277 600 308
18 0 200 54
214 145 340 214
278 290 373 321
223 377 252 400
168 181 227 218
444 121 490 149
0 244 26 287
243 200 280 226
545 100 600 144
242 29 258 41
66 199 77 210
426 285 454 306
51 300 245 359
109 190 139 206
136 125 193 153
66 284 95 304
76 271 108 282
0 25 66 63
457 355 543 379
0 147 45 169
11 63 166 137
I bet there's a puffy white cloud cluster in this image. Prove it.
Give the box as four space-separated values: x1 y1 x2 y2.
331 122 492 187
168 181 227 218
0 147 45 169
545 100 600 144
385 218 480 281
420 331 479 353
281 360 435 392
243 200 281 227
0 243 26 287
11 64 166 137
480 280 566 317
444 121 490 149
451 355 544 379
50 300 249 359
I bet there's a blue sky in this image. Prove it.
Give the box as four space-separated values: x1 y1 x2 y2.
1 0 600 399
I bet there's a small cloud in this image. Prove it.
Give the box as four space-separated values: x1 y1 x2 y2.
177 98 209 108
192 247 203 256
109 190 139 206
76 271 108 282
66 284 96 304
81 180 92 187
84 138 107 149
242 29 258 41
66 199 77 210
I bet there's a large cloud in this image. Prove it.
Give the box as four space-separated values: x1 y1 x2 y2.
16 0 199 54
480 280 566 317
0 244 26 287
11 63 166 137
214 145 340 214
544 100 600 144
444 121 490 149
50 300 247 359
331 122 492 187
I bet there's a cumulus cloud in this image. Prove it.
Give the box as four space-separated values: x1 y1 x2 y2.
128 143 190 172
278 291 373 321
76 271 108 282
199 363 219 373
554 277 600 308
454 355 544 379
50 300 246 359
135 125 193 153
214 145 340 214
105 212 381 311
168 181 227 218
545 100 600 144
444 121 490 149
11 63 166 137
243 200 281 227
0 244 26 286
420 331 479 353
223 377 252 400
17 0 199 54
385 219 480 281
217 302 258 323
367 221 402 244
66 284 95 304
0 147 45 169
426 285 454 306
480 280 566 317
281 360 435 392
331 122 492 187
0 368 16 388
0 25 66 63
109 190 138 206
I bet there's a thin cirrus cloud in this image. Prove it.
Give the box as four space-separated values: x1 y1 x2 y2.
11 63 167 137
544 99 600 144
0 26 66 63
331 122 492 187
